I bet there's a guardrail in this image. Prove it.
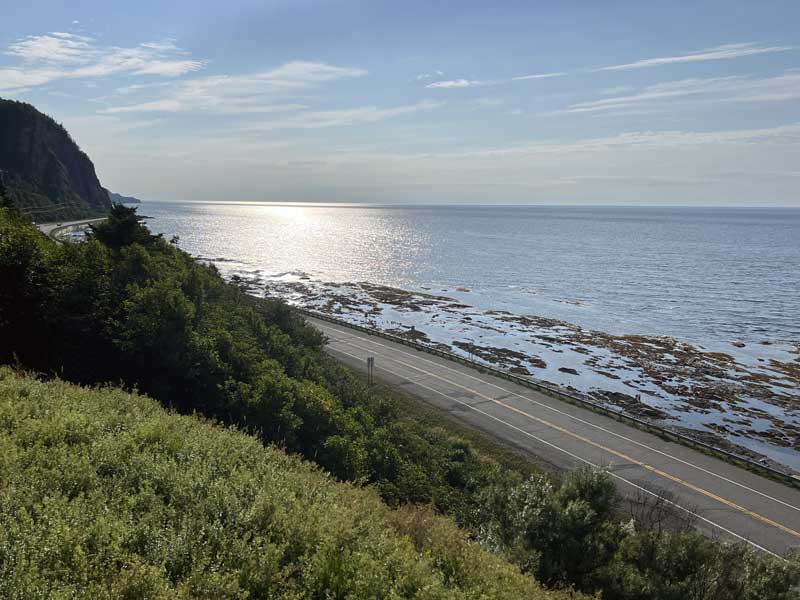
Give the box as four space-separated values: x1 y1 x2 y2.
46 218 106 242
295 306 800 489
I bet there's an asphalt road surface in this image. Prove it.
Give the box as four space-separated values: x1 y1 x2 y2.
37 217 105 240
308 316 800 558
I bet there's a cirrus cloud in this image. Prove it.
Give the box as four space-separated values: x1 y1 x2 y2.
599 42 793 71
561 72 800 114
244 100 443 130
426 71 563 89
100 61 368 114
426 78 493 89
0 32 205 92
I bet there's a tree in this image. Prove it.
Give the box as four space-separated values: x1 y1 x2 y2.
0 169 13 210
89 204 153 249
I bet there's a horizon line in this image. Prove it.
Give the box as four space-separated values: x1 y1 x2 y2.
137 199 800 209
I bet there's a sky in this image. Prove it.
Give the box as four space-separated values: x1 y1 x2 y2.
1 0 799 205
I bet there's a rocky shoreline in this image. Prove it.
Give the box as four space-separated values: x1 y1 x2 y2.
206 259 799 474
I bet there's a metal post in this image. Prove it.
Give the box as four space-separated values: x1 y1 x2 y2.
367 356 374 385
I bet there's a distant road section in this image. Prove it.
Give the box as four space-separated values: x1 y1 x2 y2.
308 316 800 558
37 217 105 241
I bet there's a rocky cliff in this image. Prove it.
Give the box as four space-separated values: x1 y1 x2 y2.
0 99 111 221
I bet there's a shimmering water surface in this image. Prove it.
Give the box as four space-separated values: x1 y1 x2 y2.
145 201 800 351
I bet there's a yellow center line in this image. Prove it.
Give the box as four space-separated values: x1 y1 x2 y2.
495 397 800 539
318 322 800 515
334 336 800 541
333 345 784 558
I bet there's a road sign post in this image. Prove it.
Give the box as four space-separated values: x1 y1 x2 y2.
367 356 375 385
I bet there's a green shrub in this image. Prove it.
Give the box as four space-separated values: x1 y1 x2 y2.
0 369 571 599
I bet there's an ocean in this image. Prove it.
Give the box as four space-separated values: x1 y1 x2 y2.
143 201 800 469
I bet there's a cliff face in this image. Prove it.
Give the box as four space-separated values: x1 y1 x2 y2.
0 99 111 221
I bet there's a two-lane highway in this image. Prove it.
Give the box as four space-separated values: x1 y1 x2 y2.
308 316 800 558
37 217 106 241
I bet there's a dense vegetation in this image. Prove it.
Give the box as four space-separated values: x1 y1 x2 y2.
1 205 798 599
0 99 111 221
0 368 570 599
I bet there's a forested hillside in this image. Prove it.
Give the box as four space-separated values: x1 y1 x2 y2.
1 206 798 599
0 369 568 599
0 99 110 221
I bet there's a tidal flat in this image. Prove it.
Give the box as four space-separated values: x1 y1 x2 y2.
219 268 799 473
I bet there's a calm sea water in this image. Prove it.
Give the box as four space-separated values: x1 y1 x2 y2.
144 202 800 352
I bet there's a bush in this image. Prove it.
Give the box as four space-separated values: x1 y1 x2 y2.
0 207 521 526
0 369 572 599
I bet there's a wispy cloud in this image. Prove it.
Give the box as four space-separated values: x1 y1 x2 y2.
0 32 204 92
564 77 743 113
726 71 800 102
597 86 634 96
64 114 163 135
112 81 174 96
256 61 366 83
245 100 442 130
561 72 800 113
511 72 563 81
416 70 443 80
599 42 793 71
426 78 494 89
100 61 367 114
426 122 800 159
426 71 563 89
7 31 94 63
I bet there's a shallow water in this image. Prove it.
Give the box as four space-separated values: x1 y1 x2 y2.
143 201 800 469
145 201 800 349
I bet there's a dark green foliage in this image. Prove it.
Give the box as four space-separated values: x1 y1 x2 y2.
0 170 11 209
89 203 154 248
475 470 800 599
0 369 568 599
474 470 622 585
0 98 111 221
1 207 798 599
0 207 509 521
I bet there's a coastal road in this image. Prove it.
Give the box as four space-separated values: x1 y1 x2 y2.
37 217 105 240
307 316 800 558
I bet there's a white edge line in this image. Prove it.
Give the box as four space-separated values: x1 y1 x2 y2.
333 333 800 546
330 345 782 559
317 322 800 514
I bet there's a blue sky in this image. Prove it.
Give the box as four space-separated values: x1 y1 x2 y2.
2 0 799 205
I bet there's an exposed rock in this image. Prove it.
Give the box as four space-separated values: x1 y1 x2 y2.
249 274 800 471
385 327 430 343
452 340 546 370
592 390 668 420
0 99 111 220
